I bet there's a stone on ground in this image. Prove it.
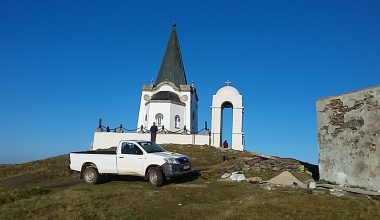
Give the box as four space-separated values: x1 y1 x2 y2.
230 171 246 182
221 172 232 179
219 171 246 182
308 181 317 189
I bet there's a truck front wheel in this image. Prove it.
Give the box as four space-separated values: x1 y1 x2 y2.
83 167 99 184
148 167 164 187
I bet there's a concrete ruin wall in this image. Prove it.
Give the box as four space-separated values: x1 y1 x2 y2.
317 86 380 191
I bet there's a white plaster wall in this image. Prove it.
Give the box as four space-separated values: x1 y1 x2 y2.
137 90 152 130
179 90 192 132
137 82 197 133
147 102 171 129
92 132 210 150
211 107 222 147
137 84 178 131
232 108 243 133
170 104 185 130
144 103 150 128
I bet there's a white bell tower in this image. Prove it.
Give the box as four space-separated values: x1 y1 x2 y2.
211 81 244 151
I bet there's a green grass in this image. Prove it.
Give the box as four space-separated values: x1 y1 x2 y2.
0 144 379 219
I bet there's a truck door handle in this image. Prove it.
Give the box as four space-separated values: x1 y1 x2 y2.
119 157 124 159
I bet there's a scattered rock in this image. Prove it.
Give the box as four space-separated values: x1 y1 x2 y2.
246 177 263 184
260 165 268 169
298 165 305 172
329 189 346 197
251 167 261 172
308 181 317 189
263 185 273 190
219 171 246 182
222 155 236 162
242 156 311 174
245 158 260 166
221 172 232 179
268 171 306 188
317 183 380 196
225 164 237 170
242 164 251 172
230 171 246 182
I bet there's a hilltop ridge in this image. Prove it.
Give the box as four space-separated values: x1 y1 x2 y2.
0 144 379 220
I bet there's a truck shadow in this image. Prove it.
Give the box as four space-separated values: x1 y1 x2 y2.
102 169 202 185
105 175 145 183
167 170 201 184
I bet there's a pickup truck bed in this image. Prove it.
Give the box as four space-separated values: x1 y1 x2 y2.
72 147 117 154
72 150 116 155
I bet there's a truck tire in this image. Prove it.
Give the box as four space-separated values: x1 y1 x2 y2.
148 167 164 187
83 167 99 184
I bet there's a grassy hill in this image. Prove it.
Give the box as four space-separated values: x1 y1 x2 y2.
0 144 379 220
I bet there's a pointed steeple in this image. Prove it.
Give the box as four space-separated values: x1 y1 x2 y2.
155 23 188 87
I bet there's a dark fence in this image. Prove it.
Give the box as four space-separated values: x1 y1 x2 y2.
96 119 210 135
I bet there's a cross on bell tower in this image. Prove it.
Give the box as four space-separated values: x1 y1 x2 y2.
225 80 232 86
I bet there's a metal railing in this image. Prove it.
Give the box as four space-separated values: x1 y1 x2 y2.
96 119 210 135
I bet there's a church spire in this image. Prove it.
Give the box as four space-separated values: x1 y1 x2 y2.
155 23 188 87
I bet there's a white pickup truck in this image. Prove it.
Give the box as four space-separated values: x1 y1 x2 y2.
69 140 191 187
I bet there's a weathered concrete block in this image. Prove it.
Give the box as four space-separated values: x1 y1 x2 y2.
317 85 380 191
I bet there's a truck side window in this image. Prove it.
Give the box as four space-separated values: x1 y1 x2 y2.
121 143 143 155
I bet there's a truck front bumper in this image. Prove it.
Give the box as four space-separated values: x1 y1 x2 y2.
162 163 191 178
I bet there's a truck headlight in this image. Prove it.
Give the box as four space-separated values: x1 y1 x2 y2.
165 158 180 164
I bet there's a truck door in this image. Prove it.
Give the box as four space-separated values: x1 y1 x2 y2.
117 142 145 176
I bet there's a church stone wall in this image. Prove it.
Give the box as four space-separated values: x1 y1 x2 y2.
317 85 380 191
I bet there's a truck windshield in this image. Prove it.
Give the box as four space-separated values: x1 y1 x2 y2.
138 142 166 153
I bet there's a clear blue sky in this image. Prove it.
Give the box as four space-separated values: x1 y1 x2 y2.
0 0 379 164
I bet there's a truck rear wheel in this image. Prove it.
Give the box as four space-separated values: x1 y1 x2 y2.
83 167 99 184
148 167 164 187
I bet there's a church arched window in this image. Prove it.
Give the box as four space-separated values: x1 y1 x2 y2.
155 113 163 126
175 115 180 128
145 114 147 121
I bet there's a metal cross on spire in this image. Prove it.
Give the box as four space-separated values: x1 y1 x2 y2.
225 80 232 86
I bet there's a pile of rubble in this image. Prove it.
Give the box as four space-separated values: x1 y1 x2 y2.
242 156 305 173
220 170 313 189
218 154 380 198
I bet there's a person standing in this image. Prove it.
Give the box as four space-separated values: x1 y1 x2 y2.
150 122 158 142
223 140 228 148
